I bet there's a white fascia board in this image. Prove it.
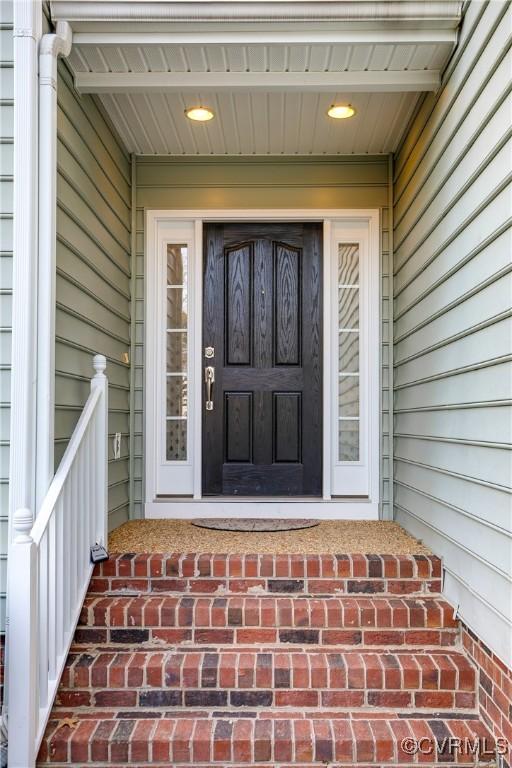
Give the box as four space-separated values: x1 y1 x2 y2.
51 1 462 27
75 68 440 94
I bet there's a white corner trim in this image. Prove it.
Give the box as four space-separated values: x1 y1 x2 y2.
36 20 73 511
144 212 160 505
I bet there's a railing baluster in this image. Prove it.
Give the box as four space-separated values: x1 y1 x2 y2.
62 476 70 641
38 531 49 712
80 427 90 584
70 462 77 610
88 423 93 549
86 426 92 569
47 513 56 681
55 497 64 664
77 438 85 584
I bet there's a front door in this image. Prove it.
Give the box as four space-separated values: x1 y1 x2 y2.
202 223 322 496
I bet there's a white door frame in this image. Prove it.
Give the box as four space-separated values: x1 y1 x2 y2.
145 209 380 518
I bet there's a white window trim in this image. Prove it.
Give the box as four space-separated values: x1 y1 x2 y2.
145 209 380 512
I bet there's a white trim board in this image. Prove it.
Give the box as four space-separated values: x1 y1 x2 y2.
52 1 462 27
145 209 380 516
146 501 379 520
76 69 440 94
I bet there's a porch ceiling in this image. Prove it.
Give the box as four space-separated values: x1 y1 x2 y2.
52 1 462 156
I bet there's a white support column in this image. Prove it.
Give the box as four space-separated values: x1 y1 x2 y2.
90 355 109 546
7 509 38 768
36 21 72 511
5 0 42 737
8 0 41 542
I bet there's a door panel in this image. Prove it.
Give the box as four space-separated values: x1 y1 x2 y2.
226 245 252 365
275 245 300 365
273 392 301 463
225 392 253 463
203 223 322 496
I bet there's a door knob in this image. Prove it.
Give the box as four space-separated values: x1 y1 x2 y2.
205 366 215 411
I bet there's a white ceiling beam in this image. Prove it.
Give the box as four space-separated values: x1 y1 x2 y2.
72 29 457 46
75 69 441 94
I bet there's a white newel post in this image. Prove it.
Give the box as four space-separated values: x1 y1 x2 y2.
36 21 72 511
91 355 109 546
7 509 38 768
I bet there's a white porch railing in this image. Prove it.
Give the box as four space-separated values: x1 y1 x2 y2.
7 355 108 768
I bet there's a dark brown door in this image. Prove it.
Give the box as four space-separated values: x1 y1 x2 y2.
202 223 322 496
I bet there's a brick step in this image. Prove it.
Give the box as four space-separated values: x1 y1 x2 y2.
38 713 495 766
56 649 476 711
76 595 459 648
91 553 442 596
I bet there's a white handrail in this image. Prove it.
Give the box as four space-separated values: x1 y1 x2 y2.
7 355 108 767
31 387 101 544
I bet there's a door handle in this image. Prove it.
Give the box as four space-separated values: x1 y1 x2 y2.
205 366 215 411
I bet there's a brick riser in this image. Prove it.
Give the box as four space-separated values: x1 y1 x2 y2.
76 594 459 648
37 554 496 767
56 649 476 711
39 714 495 766
90 552 442 596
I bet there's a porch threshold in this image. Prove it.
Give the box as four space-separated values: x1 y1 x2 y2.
145 499 379 520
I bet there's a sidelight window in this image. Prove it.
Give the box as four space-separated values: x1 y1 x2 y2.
338 243 360 462
166 244 188 461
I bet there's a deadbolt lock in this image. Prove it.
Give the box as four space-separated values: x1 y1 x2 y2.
205 346 215 359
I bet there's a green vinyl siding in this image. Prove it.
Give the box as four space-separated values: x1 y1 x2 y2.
56 62 132 531
0 0 13 631
134 155 392 517
392 0 512 665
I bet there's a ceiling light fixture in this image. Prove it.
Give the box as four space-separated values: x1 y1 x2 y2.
185 106 214 122
327 104 356 120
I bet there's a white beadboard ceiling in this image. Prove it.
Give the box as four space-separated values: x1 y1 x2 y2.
97 90 419 155
69 41 452 75
55 2 461 156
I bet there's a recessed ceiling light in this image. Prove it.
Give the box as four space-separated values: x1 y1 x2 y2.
327 104 356 120
185 106 214 122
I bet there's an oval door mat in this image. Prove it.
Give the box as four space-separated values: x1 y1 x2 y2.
191 518 320 532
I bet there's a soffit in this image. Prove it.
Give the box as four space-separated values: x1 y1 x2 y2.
97 90 419 155
52 1 462 156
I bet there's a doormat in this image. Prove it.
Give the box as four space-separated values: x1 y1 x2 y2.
192 518 320 532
